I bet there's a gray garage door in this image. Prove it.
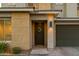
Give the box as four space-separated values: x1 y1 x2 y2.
56 25 79 47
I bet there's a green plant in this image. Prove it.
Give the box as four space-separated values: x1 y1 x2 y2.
12 47 22 54
0 43 9 53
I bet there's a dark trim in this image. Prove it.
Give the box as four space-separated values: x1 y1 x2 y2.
32 20 47 23
0 11 30 13
0 7 61 13
56 17 79 19
34 10 62 12
0 7 34 9
0 17 11 21
55 20 79 23
0 17 11 18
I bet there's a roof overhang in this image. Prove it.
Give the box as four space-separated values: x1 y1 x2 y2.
0 7 34 12
0 8 61 17
31 10 62 16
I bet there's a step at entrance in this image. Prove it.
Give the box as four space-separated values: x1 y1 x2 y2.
30 48 48 56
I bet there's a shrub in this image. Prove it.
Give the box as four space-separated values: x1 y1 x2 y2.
12 47 22 54
0 43 9 53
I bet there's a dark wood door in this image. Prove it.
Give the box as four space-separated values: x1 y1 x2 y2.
35 22 44 45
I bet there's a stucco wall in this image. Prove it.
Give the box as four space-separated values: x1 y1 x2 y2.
11 13 31 50
33 3 51 10
77 10 79 16
38 3 51 10
65 3 77 17
31 14 47 20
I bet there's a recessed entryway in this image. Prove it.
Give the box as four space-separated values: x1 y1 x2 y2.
32 20 47 48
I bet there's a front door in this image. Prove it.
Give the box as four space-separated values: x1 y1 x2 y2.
35 22 44 45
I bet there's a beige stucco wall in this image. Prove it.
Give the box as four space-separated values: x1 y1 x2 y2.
65 3 77 17
77 10 79 16
31 14 47 20
11 13 31 50
33 3 39 9
38 3 51 10
33 3 51 10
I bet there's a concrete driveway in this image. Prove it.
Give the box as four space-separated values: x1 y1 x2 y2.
48 47 79 56
30 47 79 56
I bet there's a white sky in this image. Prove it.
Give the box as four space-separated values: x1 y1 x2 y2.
0 0 78 7
0 3 1 7
0 0 79 3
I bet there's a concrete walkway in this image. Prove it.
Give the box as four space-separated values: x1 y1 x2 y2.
30 47 79 56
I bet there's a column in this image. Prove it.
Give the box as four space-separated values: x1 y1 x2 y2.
47 14 55 49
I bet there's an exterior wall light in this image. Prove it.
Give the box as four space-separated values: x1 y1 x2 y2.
49 21 52 28
48 21 53 32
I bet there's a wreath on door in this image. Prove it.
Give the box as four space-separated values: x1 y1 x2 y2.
38 27 42 32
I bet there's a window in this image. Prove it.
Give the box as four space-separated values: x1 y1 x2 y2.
0 18 11 41
0 20 4 40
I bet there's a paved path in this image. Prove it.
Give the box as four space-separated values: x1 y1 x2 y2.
30 47 79 56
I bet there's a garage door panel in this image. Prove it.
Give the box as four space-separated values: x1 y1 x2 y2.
56 25 79 47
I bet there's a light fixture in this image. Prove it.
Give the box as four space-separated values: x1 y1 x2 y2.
49 21 52 28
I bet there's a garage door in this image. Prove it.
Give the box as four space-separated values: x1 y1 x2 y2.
56 25 79 47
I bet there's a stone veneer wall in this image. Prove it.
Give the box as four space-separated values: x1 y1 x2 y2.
11 13 31 50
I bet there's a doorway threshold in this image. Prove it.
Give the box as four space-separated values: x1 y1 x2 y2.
33 45 46 49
